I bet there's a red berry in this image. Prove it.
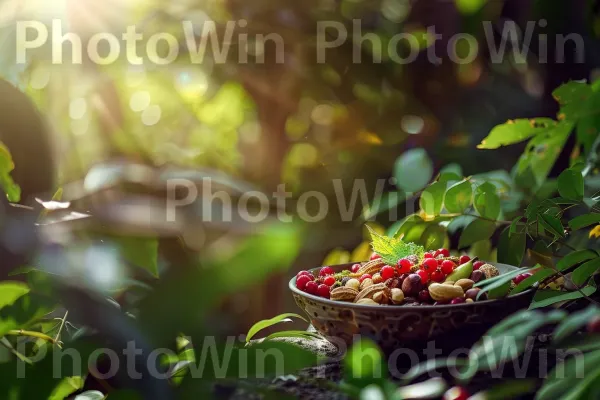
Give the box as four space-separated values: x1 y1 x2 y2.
450 297 466 305
423 252 434 259
438 248 450 257
459 255 471 264
305 281 318 295
370 253 382 261
418 290 431 303
351 263 361 273
588 317 600 333
417 269 429 284
422 258 438 272
359 274 372 283
513 273 531 285
296 270 312 278
431 270 445 282
296 275 312 290
473 261 485 270
433 249 442 258
443 386 469 400
317 284 330 298
381 266 395 280
323 276 336 286
441 260 456 275
397 258 413 273
522 272 533 279
319 266 334 276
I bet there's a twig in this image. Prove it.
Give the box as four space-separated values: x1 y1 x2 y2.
542 263 600 307
5 330 58 345
0 337 32 364
54 310 69 345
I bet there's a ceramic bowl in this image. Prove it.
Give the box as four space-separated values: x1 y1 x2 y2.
290 262 535 352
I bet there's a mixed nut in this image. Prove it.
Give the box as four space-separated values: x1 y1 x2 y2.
294 248 512 306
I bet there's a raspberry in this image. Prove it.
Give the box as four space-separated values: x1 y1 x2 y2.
473 261 485 270
305 281 318 295
417 269 429 284
351 263 361 273
397 258 413 274
323 276 336 286
296 275 312 290
317 284 331 298
431 270 445 282
422 258 438 272
459 255 471 264
381 265 395 280
441 260 455 275
319 266 334 276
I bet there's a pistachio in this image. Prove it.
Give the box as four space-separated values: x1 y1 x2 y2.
345 278 360 291
390 288 405 304
455 279 475 291
360 278 374 291
331 287 358 302
356 298 378 306
372 273 383 284
428 283 465 302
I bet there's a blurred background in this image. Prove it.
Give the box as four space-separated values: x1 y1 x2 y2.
0 0 598 335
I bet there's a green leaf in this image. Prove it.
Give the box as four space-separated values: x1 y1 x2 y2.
474 182 501 220
419 182 446 218
538 349 600 400
538 214 565 238
475 266 536 294
394 149 433 193
477 118 557 149
49 377 85 400
553 305 600 344
476 379 538 400
440 163 463 177
444 180 473 214
530 286 597 310
497 226 525 267
557 169 584 201
363 191 405 220
553 81 592 106
0 282 29 309
557 250 598 272
420 224 448 251
74 391 104 400
264 330 322 341
458 219 496 249
402 358 470 382
572 257 600 286
345 339 385 383
116 236 159 277
515 121 574 186
470 239 492 261
368 226 425 265
246 313 308 343
569 213 600 230
455 0 487 14
0 142 20 202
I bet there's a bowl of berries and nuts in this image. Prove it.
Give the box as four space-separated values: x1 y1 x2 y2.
290 233 536 350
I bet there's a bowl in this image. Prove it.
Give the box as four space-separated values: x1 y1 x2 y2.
290 262 535 353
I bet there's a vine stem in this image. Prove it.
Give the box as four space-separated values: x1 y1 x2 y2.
440 213 513 225
5 330 58 345
542 263 600 307
54 310 68 345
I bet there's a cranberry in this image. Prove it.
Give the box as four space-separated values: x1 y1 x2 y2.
359 274 372 283
370 253 382 261
296 270 312 278
296 275 312 290
418 290 431 303
317 284 331 298
351 263 361 273
381 265 395 280
513 274 525 285
522 272 533 279
438 248 450 257
431 270 445 282
397 258 413 273
450 297 466 305
423 252 434 259
441 260 455 274
319 266 334 276
417 269 429 284
433 249 442 258
422 258 438 272
305 281 318 295
473 261 485 270
323 276 336 286
443 386 469 400
459 255 471 264
588 317 600 333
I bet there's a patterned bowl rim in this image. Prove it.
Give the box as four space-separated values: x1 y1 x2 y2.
289 261 536 311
